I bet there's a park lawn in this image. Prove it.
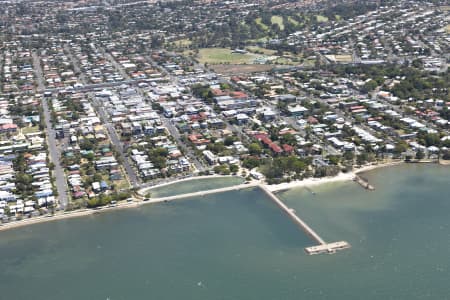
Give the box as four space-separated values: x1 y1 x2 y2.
115 179 130 191
255 18 269 30
22 125 40 134
271 15 284 30
316 15 329 22
196 48 259 64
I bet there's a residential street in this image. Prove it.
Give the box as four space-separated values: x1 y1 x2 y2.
91 94 141 188
32 52 69 208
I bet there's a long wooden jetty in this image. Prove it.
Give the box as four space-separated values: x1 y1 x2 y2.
143 182 351 255
259 185 326 245
259 185 350 255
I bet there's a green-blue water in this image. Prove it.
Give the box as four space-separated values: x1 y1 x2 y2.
148 176 244 197
0 164 449 300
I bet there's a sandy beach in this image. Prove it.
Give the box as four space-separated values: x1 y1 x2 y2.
353 160 404 174
0 200 143 232
266 160 405 192
0 161 407 232
266 172 354 192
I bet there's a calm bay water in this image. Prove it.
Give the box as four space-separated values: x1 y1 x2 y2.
0 165 449 300
148 176 244 198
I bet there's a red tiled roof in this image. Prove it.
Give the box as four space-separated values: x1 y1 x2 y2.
253 133 269 140
211 89 227 96
0 123 18 130
269 143 283 153
188 134 201 142
282 144 294 153
307 116 318 124
231 91 248 99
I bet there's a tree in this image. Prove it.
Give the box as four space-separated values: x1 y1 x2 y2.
79 139 94 151
424 133 440 147
394 141 408 155
357 152 369 165
327 155 341 165
248 143 262 155
214 164 230 175
412 59 423 69
229 164 239 174
362 79 378 93
87 198 99 208
242 157 260 169
279 133 296 146
415 150 425 160
343 151 355 161
224 136 237 146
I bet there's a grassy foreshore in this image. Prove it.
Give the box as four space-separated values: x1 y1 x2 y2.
0 160 428 232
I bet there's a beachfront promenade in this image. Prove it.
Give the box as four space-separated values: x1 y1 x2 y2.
147 182 351 255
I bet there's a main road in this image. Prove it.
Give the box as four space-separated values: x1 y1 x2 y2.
63 43 141 188
101 48 207 173
90 94 141 188
32 52 69 209
63 44 89 84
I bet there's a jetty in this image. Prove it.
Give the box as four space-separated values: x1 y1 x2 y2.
259 185 350 255
2 180 350 256
353 174 375 190
142 182 351 255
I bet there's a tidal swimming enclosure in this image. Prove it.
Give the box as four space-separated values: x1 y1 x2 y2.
147 182 351 255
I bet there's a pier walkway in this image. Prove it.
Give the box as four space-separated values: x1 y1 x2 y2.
259 185 350 255
259 185 326 245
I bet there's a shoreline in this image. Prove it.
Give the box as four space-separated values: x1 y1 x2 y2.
266 160 405 193
266 172 354 193
0 160 415 233
353 160 404 175
0 200 143 232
